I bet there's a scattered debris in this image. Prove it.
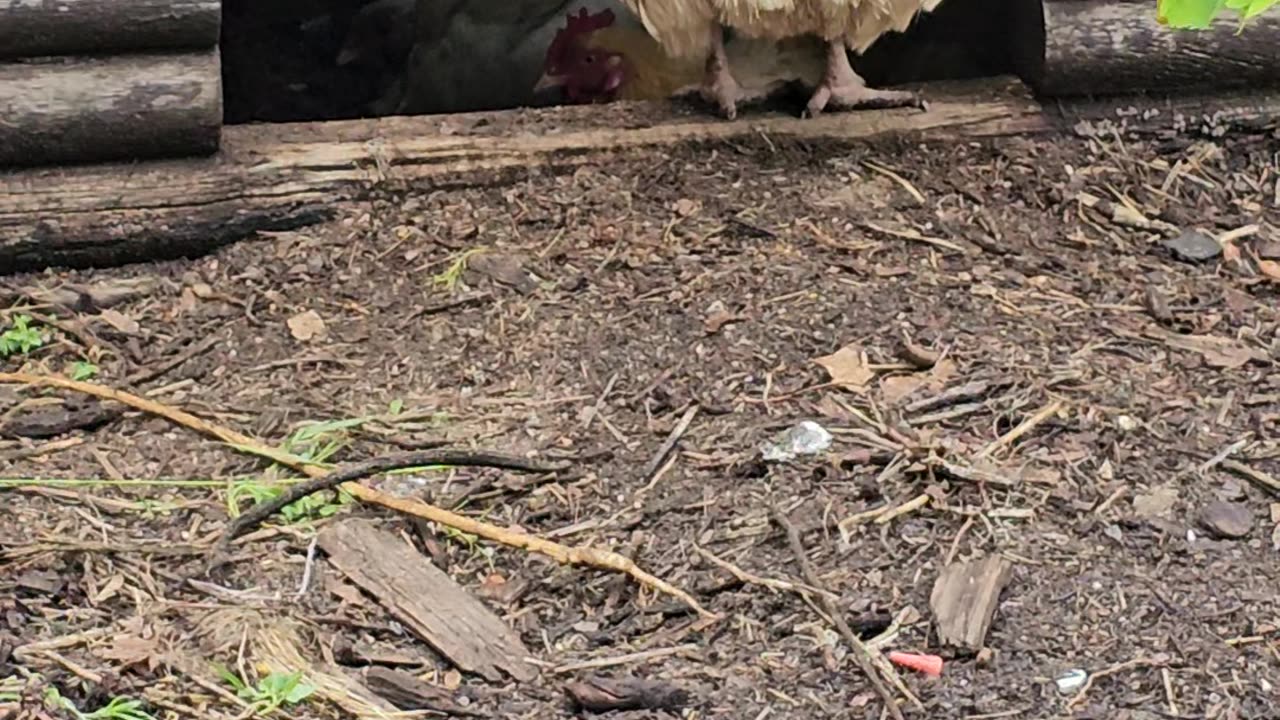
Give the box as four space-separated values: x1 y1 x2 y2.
1163 229 1222 263
0 397 120 439
467 252 540 294
1143 327 1268 370
564 676 690 714
929 555 1014 651
317 519 537 683
897 337 940 369
97 308 141 335
887 651 943 677
761 420 833 462
1198 501 1253 539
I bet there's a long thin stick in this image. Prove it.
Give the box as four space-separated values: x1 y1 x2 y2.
771 507 915 720
0 372 718 619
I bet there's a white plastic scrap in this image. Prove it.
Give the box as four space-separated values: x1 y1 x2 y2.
761 420 833 462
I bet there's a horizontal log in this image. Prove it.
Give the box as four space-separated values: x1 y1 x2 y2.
0 50 222 169
1023 0 1280 96
0 0 220 59
1 80 1277 273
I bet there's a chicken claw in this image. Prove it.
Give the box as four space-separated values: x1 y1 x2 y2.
702 25 745 120
805 40 925 117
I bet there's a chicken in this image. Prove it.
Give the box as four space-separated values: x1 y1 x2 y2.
396 0 630 115
549 0 941 118
536 7 827 108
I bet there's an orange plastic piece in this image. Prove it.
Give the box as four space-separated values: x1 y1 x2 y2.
887 651 944 676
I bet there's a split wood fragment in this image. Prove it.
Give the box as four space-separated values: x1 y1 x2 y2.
0 372 717 619
320 519 535 683
929 554 1013 651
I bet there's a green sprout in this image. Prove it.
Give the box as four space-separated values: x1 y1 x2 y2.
1157 0 1275 28
0 314 46 358
214 665 315 715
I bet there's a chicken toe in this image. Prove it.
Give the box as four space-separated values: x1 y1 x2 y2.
701 25 745 120
805 40 924 117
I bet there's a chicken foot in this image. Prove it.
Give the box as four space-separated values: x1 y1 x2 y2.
701 25 746 120
805 39 923 117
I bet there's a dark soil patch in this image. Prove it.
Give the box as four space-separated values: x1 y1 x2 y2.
2 112 1278 719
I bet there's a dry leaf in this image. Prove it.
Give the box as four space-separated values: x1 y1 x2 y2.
880 375 928 405
1258 259 1280 281
288 310 327 342
98 633 157 669
814 345 874 391
1154 329 1266 369
91 574 126 604
99 309 140 335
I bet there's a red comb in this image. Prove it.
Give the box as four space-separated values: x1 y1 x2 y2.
544 7 617 71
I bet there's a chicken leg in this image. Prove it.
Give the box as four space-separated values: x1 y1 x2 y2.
805 40 923 117
702 25 745 120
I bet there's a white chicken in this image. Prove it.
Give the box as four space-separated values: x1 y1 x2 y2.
622 0 943 118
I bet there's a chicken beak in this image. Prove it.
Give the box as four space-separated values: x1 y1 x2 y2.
532 72 568 94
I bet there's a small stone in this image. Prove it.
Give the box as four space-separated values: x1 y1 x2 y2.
1163 229 1221 263
1198 501 1253 539
1115 415 1139 432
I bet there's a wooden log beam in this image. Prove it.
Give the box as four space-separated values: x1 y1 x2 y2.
0 50 222 169
1022 0 1280 96
1 81 1277 274
0 0 220 59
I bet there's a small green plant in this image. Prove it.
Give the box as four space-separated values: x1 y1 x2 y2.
68 361 100 381
214 665 315 715
225 479 352 523
0 314 46 358
43 688 156 720
432 248 485 290
1158 0 1275 27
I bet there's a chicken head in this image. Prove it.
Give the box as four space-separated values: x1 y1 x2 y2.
533 8 628 104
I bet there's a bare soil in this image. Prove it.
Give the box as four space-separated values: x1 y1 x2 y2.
2 111 1279 720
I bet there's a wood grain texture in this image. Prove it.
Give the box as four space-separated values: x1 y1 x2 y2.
317 519 536 683
1026 0 1280 96
0 0 220 59
929 554 1013 651
0 50 222 169
2 81 1277 274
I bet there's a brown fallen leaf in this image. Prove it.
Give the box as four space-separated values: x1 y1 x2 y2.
98 309 140 335
288 310 327 342
98 633 158 670
814 344 874 392
1258 259 1280 282
1150 328 1267 369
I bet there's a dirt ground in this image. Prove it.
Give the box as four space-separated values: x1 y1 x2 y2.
1 109 1279 720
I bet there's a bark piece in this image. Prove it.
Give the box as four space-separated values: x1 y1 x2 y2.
929 555 1013 651
317 519 536 683
565 676 690 714
0 0 220 59
0 50 221 169
363 666 479 716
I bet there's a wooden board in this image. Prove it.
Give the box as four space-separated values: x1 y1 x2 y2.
0 0 220 59
929 555 1013 651
317 518 537 683
0 50 222 169
1022 0 1280 96
1 81 1277 273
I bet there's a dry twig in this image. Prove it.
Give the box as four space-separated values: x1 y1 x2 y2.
770 507 917 719
0 372 718 620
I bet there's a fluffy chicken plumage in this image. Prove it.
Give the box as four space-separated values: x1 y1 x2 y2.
548 18 826 105
621 0 943 117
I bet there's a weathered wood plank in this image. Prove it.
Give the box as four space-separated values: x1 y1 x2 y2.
929 555 1013 651
1 81 1277 274
317 519 537 683
0 0 220 59
1024 0 1280 96
0 50 222 169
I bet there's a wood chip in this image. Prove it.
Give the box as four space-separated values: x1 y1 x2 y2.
363 666 479 716
929 554 1013 651
565 676 690 714
317 519 536 682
